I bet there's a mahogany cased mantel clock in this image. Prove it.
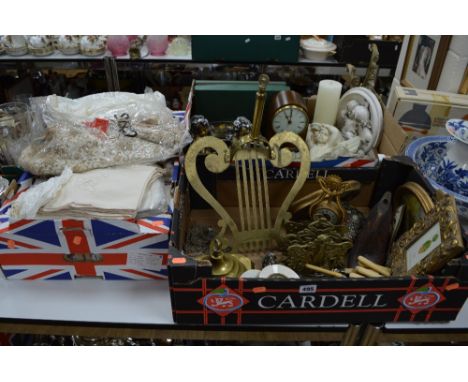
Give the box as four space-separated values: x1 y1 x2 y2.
266 90 309 139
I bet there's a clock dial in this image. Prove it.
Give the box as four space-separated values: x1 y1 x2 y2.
272 107 309 134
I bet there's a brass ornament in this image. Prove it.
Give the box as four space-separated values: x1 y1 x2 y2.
363 43 379 90
282 218 352 274
343 63 361 88
190 115 210 139
185 74 311 252
345 44 385 109
290 175 361 224
389 192 464 276
197 238 252 277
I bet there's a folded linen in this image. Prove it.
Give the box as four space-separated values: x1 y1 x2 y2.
39 165 165 219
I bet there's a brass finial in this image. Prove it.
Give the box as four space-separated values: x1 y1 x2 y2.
251 74 269 139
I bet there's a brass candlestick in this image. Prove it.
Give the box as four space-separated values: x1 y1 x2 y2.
197 238 252 277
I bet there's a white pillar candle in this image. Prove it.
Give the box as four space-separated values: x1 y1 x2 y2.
313 79 343 125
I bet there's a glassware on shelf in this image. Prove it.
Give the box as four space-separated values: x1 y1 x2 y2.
0 102 32 165
147 35 169 56
26 35 55 56
107 35 130 57
80 35 106 56
56 35 80 55
166 36 191 56
2 35 28 56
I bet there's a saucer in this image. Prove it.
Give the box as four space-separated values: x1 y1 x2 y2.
259 264 300 279
446 119 468 144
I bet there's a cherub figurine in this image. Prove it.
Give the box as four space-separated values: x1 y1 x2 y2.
339 100 373 152
306 123 361 161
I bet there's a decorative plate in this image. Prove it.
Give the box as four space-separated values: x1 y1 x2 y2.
336 87 383 154
406 135 468 218
446 119 468 144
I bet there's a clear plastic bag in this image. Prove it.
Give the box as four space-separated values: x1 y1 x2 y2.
19 91 191 176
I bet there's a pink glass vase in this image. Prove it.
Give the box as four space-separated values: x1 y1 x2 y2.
107 35 130 57
147 35 168 56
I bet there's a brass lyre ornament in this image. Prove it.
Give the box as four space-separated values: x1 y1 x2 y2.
185 74 311 252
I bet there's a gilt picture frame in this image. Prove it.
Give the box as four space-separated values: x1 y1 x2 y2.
401 35 452 90
390 192 463 276
458 64 468 95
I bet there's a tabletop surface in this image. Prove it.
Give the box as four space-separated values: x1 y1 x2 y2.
1 275 467 331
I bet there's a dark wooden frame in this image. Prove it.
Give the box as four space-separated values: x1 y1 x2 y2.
401 35 452 90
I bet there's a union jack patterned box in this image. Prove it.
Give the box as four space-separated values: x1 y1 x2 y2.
0 164 179 281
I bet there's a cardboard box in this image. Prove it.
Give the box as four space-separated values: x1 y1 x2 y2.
0 111 186 281
189 80 289 125
187 80 407 168
0 163 179 280
389 86 468 136
168 159 468 325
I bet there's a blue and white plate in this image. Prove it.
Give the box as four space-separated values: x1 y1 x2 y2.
446 119 468 144
406 135 468 218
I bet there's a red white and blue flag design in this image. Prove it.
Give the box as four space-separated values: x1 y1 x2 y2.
0 173 173 281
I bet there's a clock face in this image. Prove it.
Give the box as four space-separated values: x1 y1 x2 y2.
272 106 308 134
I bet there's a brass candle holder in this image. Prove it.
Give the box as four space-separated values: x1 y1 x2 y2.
197 238 252 278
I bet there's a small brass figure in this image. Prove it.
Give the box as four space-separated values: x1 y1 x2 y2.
291 175 361 224
363 43 379 90
197 238 252 277
343 63 361 88
190 115 210 139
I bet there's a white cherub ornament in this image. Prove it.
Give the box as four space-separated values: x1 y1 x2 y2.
340 99 374 153
306 123 361 161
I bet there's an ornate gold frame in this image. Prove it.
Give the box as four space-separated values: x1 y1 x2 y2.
389 192 463 276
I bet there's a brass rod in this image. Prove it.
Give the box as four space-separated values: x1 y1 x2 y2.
251 74 269 139
254 152 266 249
261 157 272 247
248 153 259 233
241 159 252 233
235 160 246 232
